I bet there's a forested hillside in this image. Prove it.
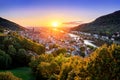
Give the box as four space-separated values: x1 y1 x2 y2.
72 10 120 35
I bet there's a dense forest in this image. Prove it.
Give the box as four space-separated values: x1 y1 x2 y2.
0 31 120 80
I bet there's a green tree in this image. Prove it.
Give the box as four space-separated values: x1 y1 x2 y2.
8 45 16 57
3 37 13 51
16 49 28 66
53 48 67 56
0 49 12 69
87 44 120 80
80 46 85 57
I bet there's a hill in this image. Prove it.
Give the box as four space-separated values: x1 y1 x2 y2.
0 17 25 31
72 10 120 35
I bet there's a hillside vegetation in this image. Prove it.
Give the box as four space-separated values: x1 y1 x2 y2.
72 10 120 35
0 32 45 69
30 44 120 80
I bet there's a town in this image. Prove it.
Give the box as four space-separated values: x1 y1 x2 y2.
3 27 120 57
18 27 97 57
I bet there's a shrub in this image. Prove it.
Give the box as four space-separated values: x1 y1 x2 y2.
0 72 22 80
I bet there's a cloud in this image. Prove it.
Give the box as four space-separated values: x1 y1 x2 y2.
63 21 82 25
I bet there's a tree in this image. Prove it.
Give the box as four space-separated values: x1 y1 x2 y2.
16 49 28 66
0 49 12 69
87 44 120 80
53 48 67 56
80 46 85 57
3 37 12 51
8 45 16 57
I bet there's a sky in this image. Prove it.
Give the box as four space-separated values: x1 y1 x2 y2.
0 0 120 27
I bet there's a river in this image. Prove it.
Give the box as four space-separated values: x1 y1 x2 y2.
68 33 98 48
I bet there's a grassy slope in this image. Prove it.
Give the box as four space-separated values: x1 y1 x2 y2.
0 67 35 80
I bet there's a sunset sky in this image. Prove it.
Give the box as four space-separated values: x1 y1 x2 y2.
1 0 120 27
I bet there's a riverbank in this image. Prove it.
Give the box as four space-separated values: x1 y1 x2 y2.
68 33 98 48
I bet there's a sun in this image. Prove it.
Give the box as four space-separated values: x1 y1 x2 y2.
52 21 60 28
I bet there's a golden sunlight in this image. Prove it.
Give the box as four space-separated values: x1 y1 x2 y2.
51 21 60 28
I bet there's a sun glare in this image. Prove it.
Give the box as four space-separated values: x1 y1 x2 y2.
52 22 60 28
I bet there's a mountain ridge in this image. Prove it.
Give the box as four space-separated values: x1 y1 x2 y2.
72 10 120 35
0 17 25 31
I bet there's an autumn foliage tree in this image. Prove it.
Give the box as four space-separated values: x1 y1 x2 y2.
30 44 120 80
